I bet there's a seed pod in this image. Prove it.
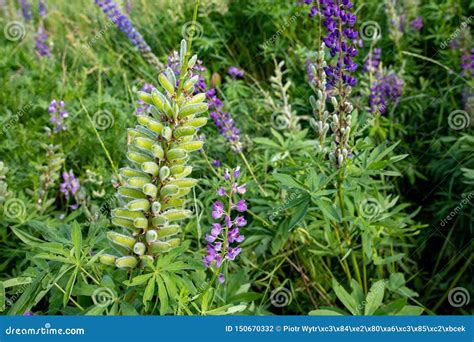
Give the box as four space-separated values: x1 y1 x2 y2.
161 184 179 197
162 209 192 221
146 118 163 134
166 67 176 91
157 225 180 238
146 230 158 243
168 178 197 188
111 217 135 230
159 166 170 180
172 166 192 178
143 183 158 198
152 144 165 160
127 177 150 188
133 217 148 229
117 187 146 199
186 117 208 128
115 256 138 268
134 137 154 151
138 91 153 105
161 198 185 210
149 241 171 253
141 162 159 176
100 254 118 266
176 141 204 152
151 215 168 227
178 103 208 119
127 199 150 211
167 238 180 248
133 242 146 256
187 54 197 68
107 232 136 250
151 91 165 111
174 187 191 198
174 126 197 138
186 93 206 105
136 115 151 126
120 167 148 179
113 208 146 220
162 126 172 141
151 201 161 214
159 73 175 95
127 151 153 164
183 75 199 92
167 148 186 161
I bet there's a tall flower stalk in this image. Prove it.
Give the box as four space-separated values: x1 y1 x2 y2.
100 39 209 269
203 166 247 283
94 0 164 71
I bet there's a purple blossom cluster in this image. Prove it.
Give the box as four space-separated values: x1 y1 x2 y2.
410 16 423 31
227 66 245 79
363 48 381 74
207 88 243 152
19 0 32 21
368 72 403 115
48 100 68 133
35 26 51 58
203 167 247 283
60 170 80 209
136 83 156 115
305 0 358 87
38 0 46 18
94 0 162 70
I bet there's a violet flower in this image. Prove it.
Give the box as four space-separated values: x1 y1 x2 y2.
363 48 381 74
203 166 247 283
94 0 163 70
461 48 474 78
35 26 51 58
368 72 403 115
60 170 80 209
136 83 156 115
410 16 423 31
48 100 68 133
19 0 32 21
38 0 46 18
228 66 245 79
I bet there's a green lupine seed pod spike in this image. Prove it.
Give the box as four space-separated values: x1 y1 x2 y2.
104 41 208 269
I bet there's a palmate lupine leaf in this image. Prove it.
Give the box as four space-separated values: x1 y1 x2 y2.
101 39 208 270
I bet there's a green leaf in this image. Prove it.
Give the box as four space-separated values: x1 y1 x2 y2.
374 298 407 315
143 277 156 308
288 198 309 230
332 279 360 315
364 280 386 315
314 199 341 222
395 305 424 316
124 273 153 286
309 308 346 316
273 173 306 191
156 275 169 315
71 221 82 261
0 282 5 312
63 268 78 307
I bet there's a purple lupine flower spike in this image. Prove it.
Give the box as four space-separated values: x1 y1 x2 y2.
203 166 247 283
94 0 163 70
60 170 80 210
410 16 423 31
38 0 46 18
363 48 381 74
227 66 245 79
35 26 51 58
19 0 32 21
368 72 403 115
48 100 68 133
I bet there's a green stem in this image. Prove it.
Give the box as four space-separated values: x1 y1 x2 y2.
239 151 267 196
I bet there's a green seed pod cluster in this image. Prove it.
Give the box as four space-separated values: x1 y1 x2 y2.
100 40 208 269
